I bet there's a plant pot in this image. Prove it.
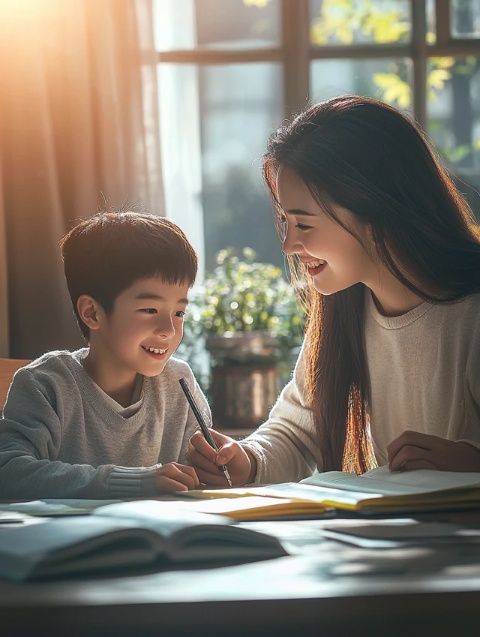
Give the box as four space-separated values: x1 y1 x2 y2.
206 331 279 365
206 332 280 429
210 363 279 429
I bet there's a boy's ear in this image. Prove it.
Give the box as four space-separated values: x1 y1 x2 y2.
77 295 104 332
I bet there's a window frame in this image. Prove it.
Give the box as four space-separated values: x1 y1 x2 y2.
155 0 480 128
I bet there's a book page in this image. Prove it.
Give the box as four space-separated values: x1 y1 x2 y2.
187 483 382 506
95 501 287 563
95 500 230 538
172 496 332 521
301 465 480 496
0 516 157 581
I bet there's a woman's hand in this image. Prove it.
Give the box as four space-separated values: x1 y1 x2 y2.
387 431 480 472
188 429 256 486
154 462 200 493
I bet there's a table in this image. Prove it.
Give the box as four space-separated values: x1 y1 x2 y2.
2 512 480 637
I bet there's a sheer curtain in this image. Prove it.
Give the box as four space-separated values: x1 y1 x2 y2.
0 0 163 358
154 0 205 281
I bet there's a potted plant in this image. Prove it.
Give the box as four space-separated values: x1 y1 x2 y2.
180 248 304 430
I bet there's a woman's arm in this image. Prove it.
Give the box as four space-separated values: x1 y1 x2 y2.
240 343 323 484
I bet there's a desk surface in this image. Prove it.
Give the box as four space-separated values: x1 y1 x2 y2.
2 513 480 637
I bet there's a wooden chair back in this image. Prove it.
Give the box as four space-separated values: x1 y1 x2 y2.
0 359 30 410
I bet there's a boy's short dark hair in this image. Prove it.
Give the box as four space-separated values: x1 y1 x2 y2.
60 212 197 339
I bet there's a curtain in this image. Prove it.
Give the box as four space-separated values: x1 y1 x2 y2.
0 0 163 358
154 0 205 280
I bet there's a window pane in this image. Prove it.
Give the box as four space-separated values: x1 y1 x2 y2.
427 56 480 219
158 63 284 272
310 58 412 111
426 0 436 43
157 64 206 276
154 0 281 51
200 64 284 269
310 0 411 46
451 0 480 38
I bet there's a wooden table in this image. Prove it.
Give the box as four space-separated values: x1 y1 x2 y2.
2 514 480 637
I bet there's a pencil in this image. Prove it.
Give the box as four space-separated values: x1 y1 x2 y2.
178 378 233 487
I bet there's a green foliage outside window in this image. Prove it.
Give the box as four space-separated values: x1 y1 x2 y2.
311 0 410 46
242 0 480 169
178 248 304 388
188 247 303 344
310 0 454 109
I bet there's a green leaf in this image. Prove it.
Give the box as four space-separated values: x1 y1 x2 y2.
428 69 451 90
242 0 271 7
185 248 305 352
373 73 411 108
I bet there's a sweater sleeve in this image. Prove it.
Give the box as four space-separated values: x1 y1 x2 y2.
0 368 160 499
460 330 480 452
240 342 323 485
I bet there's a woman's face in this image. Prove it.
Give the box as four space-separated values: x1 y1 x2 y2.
276 165 376 296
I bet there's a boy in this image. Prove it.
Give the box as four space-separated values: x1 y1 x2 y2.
0 212 208 498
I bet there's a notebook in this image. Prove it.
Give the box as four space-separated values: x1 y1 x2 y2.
0 500 287 581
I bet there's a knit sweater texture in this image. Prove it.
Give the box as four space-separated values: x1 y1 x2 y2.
242 291 480 484
0 349 209 498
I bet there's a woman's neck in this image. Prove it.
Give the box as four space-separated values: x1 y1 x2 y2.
367 266 424 317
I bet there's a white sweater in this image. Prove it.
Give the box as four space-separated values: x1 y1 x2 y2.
242 291 480 484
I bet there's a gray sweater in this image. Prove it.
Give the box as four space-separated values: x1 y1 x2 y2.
0 349 210 499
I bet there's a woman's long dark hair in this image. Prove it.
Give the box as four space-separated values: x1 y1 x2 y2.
263 95 480 473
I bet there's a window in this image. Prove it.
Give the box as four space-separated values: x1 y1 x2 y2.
154 0 480 275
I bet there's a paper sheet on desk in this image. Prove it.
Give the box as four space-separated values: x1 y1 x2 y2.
0 511 43 525
302 465 480 495
0 499 119 517
320 518 480 548
175 495 333 521
187 483 383 509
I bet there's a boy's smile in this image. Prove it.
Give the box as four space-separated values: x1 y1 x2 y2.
83 276 190 405
141 345 169 357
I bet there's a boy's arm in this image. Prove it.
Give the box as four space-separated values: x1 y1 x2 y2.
0 370 159 499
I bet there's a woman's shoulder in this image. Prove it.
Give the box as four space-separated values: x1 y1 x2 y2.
443 292 480 325
433 293 480 352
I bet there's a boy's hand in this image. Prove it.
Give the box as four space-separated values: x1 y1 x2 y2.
387 431 480 472
188 429 255 486
154 462 200 493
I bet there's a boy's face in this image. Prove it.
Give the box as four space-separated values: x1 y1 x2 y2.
92 276 190 382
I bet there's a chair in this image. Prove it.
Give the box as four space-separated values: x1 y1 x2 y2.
0 359 31 410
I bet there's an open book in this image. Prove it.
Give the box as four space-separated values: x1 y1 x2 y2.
295 465 480 511
186 466 480 516
0 500 287 581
